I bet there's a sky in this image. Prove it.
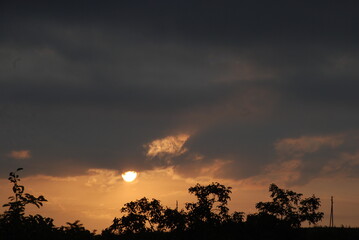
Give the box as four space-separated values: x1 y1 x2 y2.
1 0 359 231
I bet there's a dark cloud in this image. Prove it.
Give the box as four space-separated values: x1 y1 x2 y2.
1 1 359 184
2 1 359 44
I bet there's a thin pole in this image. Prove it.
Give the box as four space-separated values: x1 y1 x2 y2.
329 196 334 227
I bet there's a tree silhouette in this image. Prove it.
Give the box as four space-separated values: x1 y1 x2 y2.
160 207 187 232
105 182 242 238
255 183 324 227
185 182 232 229
106 197 164 235
0 169 333 240
299 195 324 226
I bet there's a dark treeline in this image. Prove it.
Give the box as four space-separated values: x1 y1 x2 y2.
1 168 358 240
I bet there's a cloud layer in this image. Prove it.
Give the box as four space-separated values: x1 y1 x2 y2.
1 1 359 189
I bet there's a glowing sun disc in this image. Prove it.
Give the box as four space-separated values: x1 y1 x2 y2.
122 171 138 182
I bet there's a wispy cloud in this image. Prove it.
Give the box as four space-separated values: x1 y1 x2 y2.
8 150 31 159
322 151 359 177
275 135 343 158
145 134 190 161
85 169 122 191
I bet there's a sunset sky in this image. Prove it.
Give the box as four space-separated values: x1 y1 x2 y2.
1 0 359 231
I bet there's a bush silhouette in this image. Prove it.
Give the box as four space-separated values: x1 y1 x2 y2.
0 168 51 239
0 168 94 240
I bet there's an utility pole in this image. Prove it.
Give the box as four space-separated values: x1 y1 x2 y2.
329 196 334 227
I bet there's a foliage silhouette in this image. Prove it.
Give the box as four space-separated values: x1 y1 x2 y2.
255 183 324 227
160 207 187 232
0 168 52 239
104 182 245 239
2 168 47 221
105 197 165 235
60 220 95 240
0 168 95 240
2 168 357 240
185 182 232 228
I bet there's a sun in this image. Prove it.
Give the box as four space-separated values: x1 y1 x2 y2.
122 171 138 182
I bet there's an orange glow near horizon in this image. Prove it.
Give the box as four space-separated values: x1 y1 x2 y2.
1 167 359 231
